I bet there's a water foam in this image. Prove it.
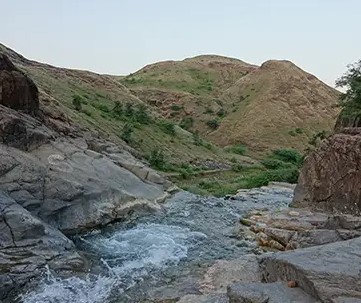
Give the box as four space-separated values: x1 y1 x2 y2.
20 267 116 303
21 224 206 303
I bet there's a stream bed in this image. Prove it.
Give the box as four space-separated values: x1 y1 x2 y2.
20 185 294 303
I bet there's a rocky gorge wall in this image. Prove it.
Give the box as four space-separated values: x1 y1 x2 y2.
292 127 361 215
0 55 173 301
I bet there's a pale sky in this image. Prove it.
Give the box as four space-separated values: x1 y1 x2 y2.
1 0 360 87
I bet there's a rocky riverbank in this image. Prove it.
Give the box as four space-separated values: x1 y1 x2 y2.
0 54 173 301
1 52 361 303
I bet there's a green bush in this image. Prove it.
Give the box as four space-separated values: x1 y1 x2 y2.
216 108 226 118
72 95 82 111
226 144 247 155
206 119 220 130
120 123 133 143
149 149 166 170
261 158 292 170
125 102 134 117
204 107 214 114
159 120 176 136
134 104 151 124
309 130 327 146
271 149 303 165
192 132 203 146
170 104 183 111
113 101 123 116
179 117 194 130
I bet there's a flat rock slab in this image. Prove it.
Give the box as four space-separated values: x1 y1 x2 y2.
227 282 318 303
332 298 361 303
178 294 229 303
200 255 261 294
260 237 361 302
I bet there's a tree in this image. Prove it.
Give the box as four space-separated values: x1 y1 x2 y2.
336 60 361 106
336 60 361 125
72 95 82 111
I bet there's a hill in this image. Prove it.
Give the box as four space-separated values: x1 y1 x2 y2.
121 56 340 155
0 44 340 196
0 44 247 171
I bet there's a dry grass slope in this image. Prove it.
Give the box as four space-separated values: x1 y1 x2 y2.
121 56 340 155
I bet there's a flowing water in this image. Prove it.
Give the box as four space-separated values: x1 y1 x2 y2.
20 185 294 303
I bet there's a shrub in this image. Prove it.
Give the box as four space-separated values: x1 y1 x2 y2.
159 120 176 136
113 101 123 116
125 102 134 117
120 123 133 143
206 119 220 130
309 130 327 146
226 144 247 155
170 104 183 111
271 149 303 165
204 107 214 114
216 108 226 118
149 149 166 170
288 130 296 137
261 158 292 170
97 104 110 113
72 95 82 111
179 117 194 130
134 104 151 124
192 132 203 146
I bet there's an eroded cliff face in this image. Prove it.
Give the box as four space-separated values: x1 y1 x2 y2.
292 127 361 215
0 54 172 301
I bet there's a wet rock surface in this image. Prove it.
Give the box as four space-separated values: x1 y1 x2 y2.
0 192 85 301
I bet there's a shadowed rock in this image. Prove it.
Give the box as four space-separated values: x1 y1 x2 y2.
0 54 39 114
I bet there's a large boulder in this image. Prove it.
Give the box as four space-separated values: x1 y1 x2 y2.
292 128 361 215
0 135 169 234
0 192 85 301
260 237 361 302
0 54 39 114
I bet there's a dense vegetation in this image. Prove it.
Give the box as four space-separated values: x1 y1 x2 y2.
336 60 361 124
172 148 303 197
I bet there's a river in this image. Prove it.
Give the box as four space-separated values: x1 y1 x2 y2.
20 185 294 303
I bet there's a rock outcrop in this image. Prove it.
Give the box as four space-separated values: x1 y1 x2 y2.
0 54 39 114
260 237 361 302
292 128 361 215
0 192 85 301
0 55 172 300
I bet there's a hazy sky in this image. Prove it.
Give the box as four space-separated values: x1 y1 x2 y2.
1 0 360 87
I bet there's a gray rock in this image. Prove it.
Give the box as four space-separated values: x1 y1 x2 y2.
332 298 361 303
260 237 361 301
178 294 229 303
0 192 85 301
201 255 261 294
0 137 169 233
264 228 295 246
289 229 342 248
227 282 317 303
